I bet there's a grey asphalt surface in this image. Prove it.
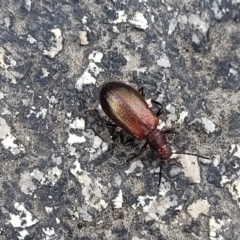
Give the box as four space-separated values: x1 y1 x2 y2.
0 0 240 239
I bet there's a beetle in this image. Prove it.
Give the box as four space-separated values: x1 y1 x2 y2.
100 81 172 161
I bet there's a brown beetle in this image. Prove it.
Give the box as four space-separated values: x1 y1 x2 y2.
100 82 172 160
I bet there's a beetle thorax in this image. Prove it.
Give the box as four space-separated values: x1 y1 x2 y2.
148 129 172 160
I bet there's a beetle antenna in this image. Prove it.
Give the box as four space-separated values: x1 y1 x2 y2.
158 160 165 187
172 151 210 160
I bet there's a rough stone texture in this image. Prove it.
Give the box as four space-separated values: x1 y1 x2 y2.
0 0 240 239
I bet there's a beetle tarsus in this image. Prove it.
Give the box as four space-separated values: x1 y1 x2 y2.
151 99 163 116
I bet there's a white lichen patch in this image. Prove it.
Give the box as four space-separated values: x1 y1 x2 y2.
70 160 108 211
209 215 231 240
229 67 238 77
0 47 17 70
157 54 171 68
51 153 62 165
19 172 37 195
0 117 11 139
125 160 144 175
113 190 123 209
232 0 240 4
26 106 48 119
220 175 231 186
110 10 128 24
82 16 88 24
43 166 62 185
18 229 29 240
75 62 103 88
168 18 178 35
69 117 85 130
75 51 103 91
229 144 240 159
25 0 32 11
112 26 119 33
157 120 166 130
114 173 122 186
232 177 240 202
92 136 101 149
158 179 171 198
165 104 178 127
47 95 58 108
21 98 31 107
0 117 25 155
1 106 11 115
5 70 23 84
41 67 50 78
146 98 152 108
4 17 12 30
133 194 178 222
82 130 108 161
27 34 37 43
132 195 156 210
76 205 93 222
190 117 216 134
42 227 55 236
19 167 62 195
212 155 221 167
67 133 86 145
178 15 188 25
43 28 63 58
132 237 145 240
45 207 53 214
0 91 6 99
188 14 209 36
175 154 201 183
177 110 188 124
129 12 148 30
223 170 239 194
68 207 80 220
8 202 38 228
211 1 223 20
187 199 210 219
201 118 216 133
89 51 103 63
192 32 201 45
36 108 48 119
225 176 240 207
75 61 103 84
68 145 81 159
169 165 182 177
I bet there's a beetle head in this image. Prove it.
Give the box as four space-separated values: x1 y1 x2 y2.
157 144 172 160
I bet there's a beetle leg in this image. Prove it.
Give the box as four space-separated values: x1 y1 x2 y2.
120 133 135 145
126 141 148 163
106 122 117 135
83 109 99 114
164 128 177 134
106 122 117 128
151 99 163 117
111 130 135 146
138 86 145 97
